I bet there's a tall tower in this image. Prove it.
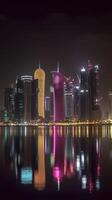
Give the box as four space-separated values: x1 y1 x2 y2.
15 78 24 122
52 70 64 121
4 85 15 121
87 61 101 120
64 77 74 119
34 65 45 119
79 66 89 120
21 75 32 122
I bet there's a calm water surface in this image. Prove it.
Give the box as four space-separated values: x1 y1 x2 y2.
0 125 112 199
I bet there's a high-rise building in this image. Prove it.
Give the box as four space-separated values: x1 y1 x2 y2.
87 61 101 120
31 79 38 120
79 66 89 120
34 66 45 120
74 85 80 119
64 77 74 119
49 86 54 121
4 85 15 121
21 75 32 122
108 92 112 119
45 96 51 122
15 78 24 122
52 67 64 121
79 60 101 121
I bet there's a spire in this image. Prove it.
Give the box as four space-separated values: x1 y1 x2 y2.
38 59 41 68
87 59 93 70
57 61 60 72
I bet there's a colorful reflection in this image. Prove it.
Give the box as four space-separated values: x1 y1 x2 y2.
1 125 112 193
34 127 46 190
52 126 65 190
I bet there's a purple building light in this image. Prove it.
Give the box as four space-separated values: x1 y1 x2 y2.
52 70 64 121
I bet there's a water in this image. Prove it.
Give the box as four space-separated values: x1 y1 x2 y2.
0 125 112 199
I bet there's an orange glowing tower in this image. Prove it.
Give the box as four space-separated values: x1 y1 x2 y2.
34 63 45 119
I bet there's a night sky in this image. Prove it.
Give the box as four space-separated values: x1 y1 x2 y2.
0 2 112 107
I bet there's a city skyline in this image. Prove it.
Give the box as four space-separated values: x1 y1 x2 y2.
1 3 112 199
1 60 103 123
1 3 112 107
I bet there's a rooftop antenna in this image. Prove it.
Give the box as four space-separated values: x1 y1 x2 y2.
76 73 81 84
57 61 60 72
38 59 41 68
87 59 93 70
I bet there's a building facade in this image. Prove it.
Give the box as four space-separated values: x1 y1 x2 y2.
79 66 89 120
31 79 38 120
34 67 45 120
21 75 32 122
52 71 64 121
4 85 15 121
64 77 74 119
15 78 24 122
79 61 101 121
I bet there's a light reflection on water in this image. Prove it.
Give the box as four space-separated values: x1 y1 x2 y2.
0 125 112 194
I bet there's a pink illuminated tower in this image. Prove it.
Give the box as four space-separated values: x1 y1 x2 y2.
52 64 64 121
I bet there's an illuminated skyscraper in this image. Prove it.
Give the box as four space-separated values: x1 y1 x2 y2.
50 86 54 121
21 75 32 122
34 65 45 119
15 78 24 122
87 61 101 120
74 85 80 119
108 92 112 119
45 96 51 122
64 77 74 119
79 60 101 120
4 85 15 121
79 66 89 120
52 66 64 121
31 79 38 120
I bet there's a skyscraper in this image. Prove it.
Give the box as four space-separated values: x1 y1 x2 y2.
74 85 80 120
79 61 101 121
52 67 64 121
31 79 38 120
21 75 32 122
79 66 89 120
45 96 51 122
87 61 101 120
64 77 74 119
49 86 54 121
15 78 24 122
108 92 112 119
34 66 45 120
4 85 15 121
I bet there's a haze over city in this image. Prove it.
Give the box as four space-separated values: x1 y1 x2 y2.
0 2 112 108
